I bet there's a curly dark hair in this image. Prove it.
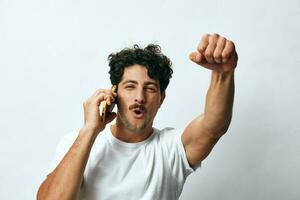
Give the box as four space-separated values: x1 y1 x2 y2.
108 44 173 93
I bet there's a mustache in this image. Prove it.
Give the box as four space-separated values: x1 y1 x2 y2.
129 103 146 111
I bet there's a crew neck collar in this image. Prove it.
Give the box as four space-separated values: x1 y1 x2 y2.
106 126 157 148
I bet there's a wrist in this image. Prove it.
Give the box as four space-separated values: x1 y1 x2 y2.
212 68 235 76
79 126 101 141
211 69 235 84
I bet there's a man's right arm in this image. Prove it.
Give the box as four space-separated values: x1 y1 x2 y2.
37 127 97 200
37 88 117 200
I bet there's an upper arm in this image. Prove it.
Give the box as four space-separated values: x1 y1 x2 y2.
181 114 222 167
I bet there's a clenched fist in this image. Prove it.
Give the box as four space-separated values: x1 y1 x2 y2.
189 33 238 73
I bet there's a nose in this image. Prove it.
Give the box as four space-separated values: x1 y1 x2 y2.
134 88 145 104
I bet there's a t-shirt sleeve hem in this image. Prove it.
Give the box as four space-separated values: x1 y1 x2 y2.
176 128 201 173
46 130 79 175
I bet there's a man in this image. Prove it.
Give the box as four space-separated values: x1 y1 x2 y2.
37 33 238 200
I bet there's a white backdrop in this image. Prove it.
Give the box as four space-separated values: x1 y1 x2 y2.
0 0 299 199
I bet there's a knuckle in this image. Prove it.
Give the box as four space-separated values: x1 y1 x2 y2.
219 35 224 39
212 33 219 38
108 91 114 96
88 98 93 103
202 33 210 39
222 52 230 59
228 40 235 48
95 89 102 95
83 100 89 107
213 51 222 59
205 51 213 58
197 45 205 52
219 36 226 43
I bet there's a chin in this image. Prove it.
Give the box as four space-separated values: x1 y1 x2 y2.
118 111 154 133
127 122 148 133
126 120 151 134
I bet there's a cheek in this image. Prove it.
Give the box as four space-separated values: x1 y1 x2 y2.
116 97 125 110
116 95 130 111
148 98 161 112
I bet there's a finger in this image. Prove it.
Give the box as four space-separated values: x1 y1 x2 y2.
93 88 116 97
93 92 107 106
204 33 219 63
189 51 205 63
106 95 115 106
222 40 235 63
93 89 116 104
197 34 210 53
93 88 105 97
102 89 118 101
107 90 117 99
213 36 226 63
112 91 118 97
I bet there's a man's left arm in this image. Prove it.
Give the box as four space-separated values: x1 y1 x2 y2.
181 33 238 168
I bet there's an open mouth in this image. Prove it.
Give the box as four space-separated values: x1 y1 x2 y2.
134 110 142 114
132 109 144 118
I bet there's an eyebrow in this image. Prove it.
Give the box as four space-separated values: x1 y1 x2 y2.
122 80 159 88
122 80 138 85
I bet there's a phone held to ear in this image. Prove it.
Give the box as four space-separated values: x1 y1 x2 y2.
100 85 117 122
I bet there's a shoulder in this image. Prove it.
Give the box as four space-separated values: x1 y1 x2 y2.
57 129 79 145
50 129 81 157
156 127 184 139
154 127 185 145
154 127 199 173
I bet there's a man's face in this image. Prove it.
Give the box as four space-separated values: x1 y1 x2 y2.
116 64 165 133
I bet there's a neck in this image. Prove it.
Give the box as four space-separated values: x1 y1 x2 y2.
110 118 154 143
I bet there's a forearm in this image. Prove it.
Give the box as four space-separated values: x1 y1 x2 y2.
203 70 235 137
37 127 97 200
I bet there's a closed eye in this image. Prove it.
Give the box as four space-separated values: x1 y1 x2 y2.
145 87 157 92
125 85 135 89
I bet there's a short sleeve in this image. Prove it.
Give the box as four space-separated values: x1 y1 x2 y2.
47 130 79 175
174 127 201 174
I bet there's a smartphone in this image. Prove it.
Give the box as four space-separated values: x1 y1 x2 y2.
100 85 117 122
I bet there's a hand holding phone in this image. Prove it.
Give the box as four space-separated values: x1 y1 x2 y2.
100 85 117 123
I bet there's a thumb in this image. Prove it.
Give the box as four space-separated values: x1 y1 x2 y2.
189 51 204 64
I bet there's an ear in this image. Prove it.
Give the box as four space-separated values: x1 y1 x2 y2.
159 91 166 108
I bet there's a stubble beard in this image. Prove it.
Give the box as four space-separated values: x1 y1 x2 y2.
117 101 156 133
116 97 157 134
117 110 152 134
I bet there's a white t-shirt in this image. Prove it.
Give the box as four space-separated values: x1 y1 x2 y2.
48 127 200 200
